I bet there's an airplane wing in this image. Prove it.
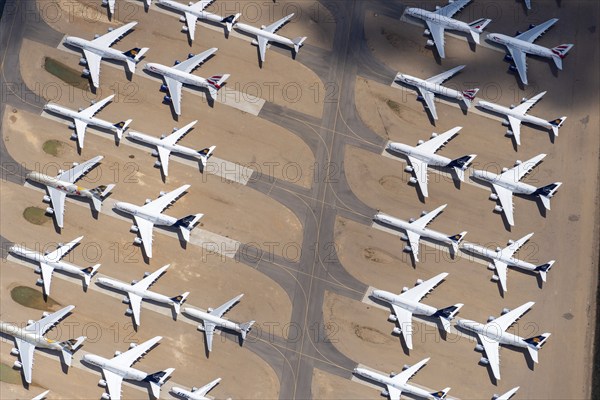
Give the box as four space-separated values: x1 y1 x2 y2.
489 301 535 332
111 336 162 367
83 50 102 88
407 156 429 197
25 305 75 336
410 204 447 230
184 12 198 40
506 46 529 85
133 216 155 259
15 338 35 383
500 233 534 259
141 184 190 214
103 369 124 400
263 13 294 33
92 21 138 47
31 390 50 400
56 155 103 183
516 18 558 43
500 153 546 182
39 263 54 296
386 386 402 400
128 294 143 327
194 378 221 397
74 119 88 149
497 387 520 400
425 21 446 59
391 304 414 349
491 184 515 226
478 335 501 379
210 294 244 318
511 91 547 115
173 48 218 74
157 146 172 176
257 36 269 63
165 77 183 115
492 261 509 293
162 120 198 147
417 87 438 120
399 272 449 303
426 65 465 85
44 236 84 261
416 126 462 154
78 94 114 119
434 0 471 18
133 265 170 292
47 187 66 228
507 115 523 146
406 230 421 262
204 322 216 352
391 357 430 386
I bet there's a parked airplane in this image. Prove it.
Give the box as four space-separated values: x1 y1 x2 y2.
26 155 115 228
31 390 51 400
395 65 479 120
470 153 561 226
487 18 573 85
127 120 216 177
114 184 203 258
386 126 476 197
354 358 450 400
96 264 189 327
9 236 101 296
156 0 241 41
145 48 229 115
456 302 551 380
461 233 555 293
171 378 222 400
44 94 132 149
103 0 152 15
82 336 174 400
0 305 86 383
374 204 467 262
64 21 149 88
478 92 567 146
494 387 520 400
182 294 255 352
235 13 307 63
404 0 492 58
372 272 463 349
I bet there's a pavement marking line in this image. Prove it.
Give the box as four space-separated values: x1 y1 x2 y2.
40 111 254 185
55 37 265 116
23 182 240 259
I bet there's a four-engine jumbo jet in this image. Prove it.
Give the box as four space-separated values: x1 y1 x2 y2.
386 126 476 197
478 92 567 146
404 0 492 58
354 358 451 400
157 0 241 41
114 184 203 259
0 305 86 384
9 236 101 296
44 94 132 149
456 301 551 381
82 336 174 400
127 120 216 177
182 294 255 353
104 0 152 16
371 272 463 349
395 65 479 120
171 378 222 400
235 13 307 63
374 204 467 262
145 48 229 115
26 155 115 229
64 21 149 88
461 233 555 293
96 264 189 327
470 153 562 226
487 18 574 85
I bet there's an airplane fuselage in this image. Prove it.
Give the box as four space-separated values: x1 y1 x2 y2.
183 308 242 333
461 243 538 273
44 103 118 133
128 131 201 159
145 63 209 89
157 0 225 24
456 319 530 349
0 322 63 352
396 74 466 102
8 245 89 279
26 172 94 199
96 277 176 306
353 368 437 400
64 36 130 63
477 101 553 130
82 354 148 381
374 212 454 246
114 202 178 227
488 34 555 60
405 8 472 34
387 142 452 168
470 169 537 195
235 22 295 48
372 290 437 317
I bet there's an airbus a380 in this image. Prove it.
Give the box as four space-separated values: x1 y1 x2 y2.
44 94 132 149
461 233 555 293
183 294 255 352
374 204 467 262
82 336 174 400
145 48 229 115
114 184 203 258
404 0 492 58
471 153 562 226
395 65 479 120
235 13 307 63
9 236 101 296
478 91 567 146
0 305 86 384
171 378 222 400
26 155 115 228
354 358 450 400
456 302 551 381
372 272 463 349
96 264 189 327
386 126 476 197
487 18 573 85
127 120 216 177
64 21 149 88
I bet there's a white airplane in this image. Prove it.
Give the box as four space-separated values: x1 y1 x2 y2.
9 236 101 296
171 378 222 400
372 272 463 349
386 126 476 197
395 65 479 120
354 358 450 400
494 387 520 400
64 21 149 88
487 18 573 85
235 13 307 63
103 0 152 15
0 305 86 384
26 155 115 228
156 0 241 41
127 120 216 177
404 0 492 58
456 302 551 380
470 153 562 226
96 264 190 327
82 336 174 400
114 184 203 259
145 48 229 115
31 390 51 400
182 294 255 352
478 92 567 146
44 94 132 149
374 204 467 262
461 233 555 293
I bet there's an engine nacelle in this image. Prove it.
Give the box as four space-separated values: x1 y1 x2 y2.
501 119 510 126
42 311 50 317
489 193 499 201
417 139 425 145
145 198 152 204
421 210 428 216
528 24 536 29
381 390 389 397
130 225 139 233
506 129 514 136
143 271 151 277
251 38 259 46
401 286 409 293
430 133 438 138
502 308 511 315
34 267 42 274
42 195 51 203
174 60 181 65
13 361 22 369
129 342 137 349
163 95 172 103
423 29 430 36
509 104 516 109
107 27 114 32
154 161 162 168
416 95 424 101
388 314 397 322
179 16 186 22
400 233 408 241
426 39 435 47
392 327 402 335
495 246 502 252
479 357 489 365
474 344 484 352
125 308 133 316
487 315 496 322
79 57 87 66
181 25 189 32
133 237 142 245
68 122 76 130
404 166 414 173
159 191 167 197
207 307 214 313
151 149 159 157
494 205 503 213
98 379 107 387
403 364 411 371
82 68 90 76
27 319 36 325
435 5 442 10
187 53 194 59
101 393 110 400
403 245 412 253
10 348 19 356
491 274 500 282
159 84 168 93
408 218 415 223
94 34 100 39
130 280 138 285
509 65 517 72
488 264 496 270
514 160 522 166
521 97 528 103
408 177 417 184
36 279 44 286
501 167 509 173
122 297 130 304
415 278 424 285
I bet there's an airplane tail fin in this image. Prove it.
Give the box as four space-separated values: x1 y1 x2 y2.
59 336 86 366
461 88 480 108
434 303 464 332
550 44 574 69
448 231 468 254
534 182 562 210
292 37 307 54
114 119 133 140
81 264 101 287
431 387 451 399
468 18 492 43
171 292 190 315
206 74 230 99
197 145 216 168
146 368 175 399
548 116 567 137
535 260 555 282
524 333 551 363
447 154 477 181
239 320 255 340
90 184 116 212
222 13 241 32
175 214 204 242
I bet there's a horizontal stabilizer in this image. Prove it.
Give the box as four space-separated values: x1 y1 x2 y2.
198 145 216 167
551 44 574 69
239 320 255 340
171 292 190 314
114 119 133 140
535 260 555 282
431 387 451 399
82 264 101 287
176 214 204 242
468 18 492 43
60 336 86 366
222 13 241 32
535 182 562 210
548 116 567 137
435 303 464 332
292 36 307 53
448 154 476 181
147 368 175 398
